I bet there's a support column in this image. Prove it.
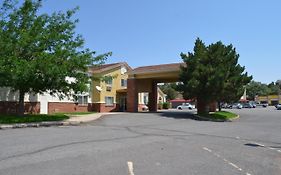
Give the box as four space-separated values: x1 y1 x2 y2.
148 81 157 112
127 78 138 112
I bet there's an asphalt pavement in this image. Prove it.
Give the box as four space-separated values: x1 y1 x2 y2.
0 107 280 175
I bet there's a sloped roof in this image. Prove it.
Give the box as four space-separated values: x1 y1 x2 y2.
89 62 132 74
130 63 185 74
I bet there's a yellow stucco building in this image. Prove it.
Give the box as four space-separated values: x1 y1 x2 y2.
256 95 281 105
90 62 167 112
90 62 131 112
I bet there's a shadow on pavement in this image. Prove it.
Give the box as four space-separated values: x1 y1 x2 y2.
244 143 262 147
155 110 208 121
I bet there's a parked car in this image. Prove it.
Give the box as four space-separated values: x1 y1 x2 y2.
242 103 254 108
140 104 148 111
249 101 257 108
256 102 268 108
221 103 231 109
226 104 233 109
232 103 243 109
177 103 194 110
275 104 281 110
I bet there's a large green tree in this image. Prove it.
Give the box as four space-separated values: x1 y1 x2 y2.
159 83 178 100
268 82 280 95
246 81 271 100
0 0 110 115
179 38 252 114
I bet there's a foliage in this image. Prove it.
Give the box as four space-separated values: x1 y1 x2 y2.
159 83 178 100
162 102 171 109
0 114 69 124
276 80 281 88
267 82 280 95
0 0 111 115
246 81 280 100
179 38 252 113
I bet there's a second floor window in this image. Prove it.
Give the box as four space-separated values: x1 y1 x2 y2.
121 79 127 87
105 77 113 86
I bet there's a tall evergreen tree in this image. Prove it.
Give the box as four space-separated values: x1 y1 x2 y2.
179 38 252 114
0 0 111 115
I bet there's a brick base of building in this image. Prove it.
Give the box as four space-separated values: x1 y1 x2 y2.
48 102 93 114
0 101 122 114
0 101 40 114
92 103 119 112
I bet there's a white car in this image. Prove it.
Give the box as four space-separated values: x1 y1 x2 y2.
177 103 194 110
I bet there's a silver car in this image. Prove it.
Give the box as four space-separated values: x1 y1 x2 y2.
276 104 281 110
232 103 243 109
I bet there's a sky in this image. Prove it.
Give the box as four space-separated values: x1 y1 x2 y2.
21 0 281 83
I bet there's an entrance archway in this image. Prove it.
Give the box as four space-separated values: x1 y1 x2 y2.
126 63 216 113
127 63 182 112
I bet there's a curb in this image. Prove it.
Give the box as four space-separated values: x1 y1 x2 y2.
0 114 107 130
195 115 240 122
0 121 66 130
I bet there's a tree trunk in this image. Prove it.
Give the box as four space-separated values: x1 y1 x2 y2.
218 101 222 111
197 98 209 115
18 90 25 116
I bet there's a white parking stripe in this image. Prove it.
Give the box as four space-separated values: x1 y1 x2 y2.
254 143 265 147
127 161 135 175
202 147 252 175
203 147 212 152
252 142 281 154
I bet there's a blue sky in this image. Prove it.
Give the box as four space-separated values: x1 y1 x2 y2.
36 1 281 83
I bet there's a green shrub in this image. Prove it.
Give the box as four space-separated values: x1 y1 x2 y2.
162 102 170 109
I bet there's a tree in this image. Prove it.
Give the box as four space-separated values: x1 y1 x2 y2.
0 0 111 115
268 82 280 95
179 38 252 114
159 83 178 100
246 81 271 100
276 80 281 89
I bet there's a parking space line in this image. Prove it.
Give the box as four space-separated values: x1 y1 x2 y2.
202 147 252 175
127 161 135 175
252 142 281 154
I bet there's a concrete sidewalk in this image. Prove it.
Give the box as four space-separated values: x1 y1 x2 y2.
0 112 118 130
66 112 118 124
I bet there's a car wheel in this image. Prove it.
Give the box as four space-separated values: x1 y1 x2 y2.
178 107 182 110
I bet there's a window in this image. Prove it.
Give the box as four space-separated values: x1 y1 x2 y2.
144 95 148 105
105 97 114 106
105 77 113 91
105 77 113 86
76 95 88 105
121 79 127 87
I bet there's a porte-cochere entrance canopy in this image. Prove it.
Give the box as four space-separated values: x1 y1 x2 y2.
127 63 185 112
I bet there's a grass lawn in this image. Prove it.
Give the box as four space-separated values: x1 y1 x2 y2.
0 114 69 124
200 111 238 121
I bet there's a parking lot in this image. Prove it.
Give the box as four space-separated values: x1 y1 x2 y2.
0 107 280 175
